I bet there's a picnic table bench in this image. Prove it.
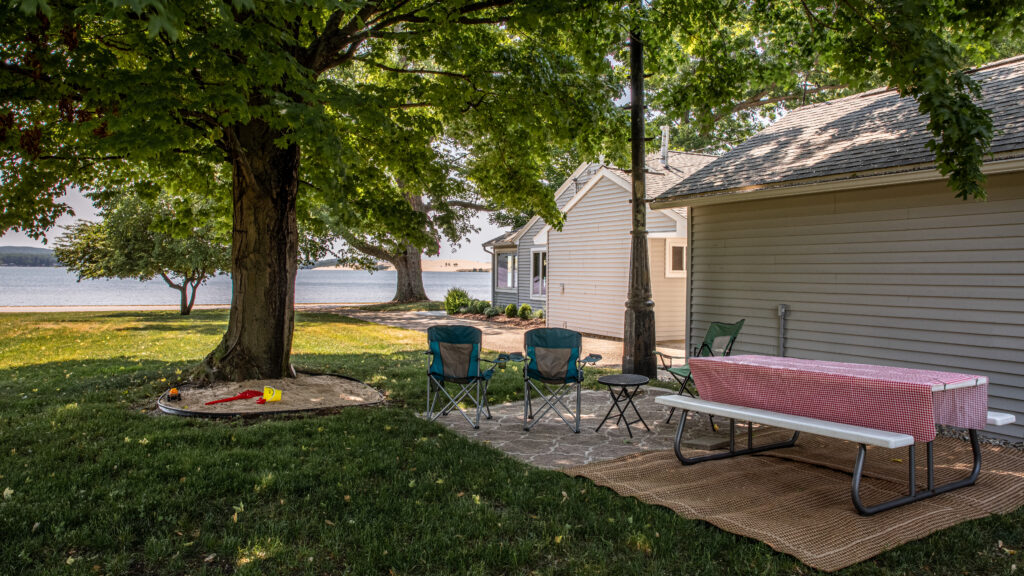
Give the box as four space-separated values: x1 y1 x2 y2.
654 355 1016 515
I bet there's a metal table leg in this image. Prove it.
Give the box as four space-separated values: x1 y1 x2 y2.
672 411 800 465
851 429 982 516
596 385 650 438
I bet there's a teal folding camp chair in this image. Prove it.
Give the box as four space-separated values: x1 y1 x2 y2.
656 319 745 424
515 328 601 433
425 325 507 429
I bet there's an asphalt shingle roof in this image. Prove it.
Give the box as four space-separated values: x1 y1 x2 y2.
607 151 717 200
657 56 1024 202
486 151 716 246
482 230 517 249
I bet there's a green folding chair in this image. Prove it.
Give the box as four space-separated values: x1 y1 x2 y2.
656 319 745 424
513 328 601 433
425 325 507 429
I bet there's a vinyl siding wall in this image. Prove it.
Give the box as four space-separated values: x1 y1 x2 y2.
547 175 685 340
689 172 1024 439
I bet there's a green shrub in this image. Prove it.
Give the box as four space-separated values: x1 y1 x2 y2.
467 299 481 313
536 308 544 319
484 306 500 318
472 300 490 314
444 288 470 315
518 304 533 320
504 303 518 318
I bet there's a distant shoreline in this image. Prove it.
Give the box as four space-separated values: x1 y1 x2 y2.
0 266 490 308
314 258 490 273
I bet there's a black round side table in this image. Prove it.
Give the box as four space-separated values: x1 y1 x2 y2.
596 374 650 437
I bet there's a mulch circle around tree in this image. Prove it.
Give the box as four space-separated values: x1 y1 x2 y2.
157 372 384 418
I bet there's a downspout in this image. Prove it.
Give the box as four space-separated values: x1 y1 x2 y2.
777 304 789 357
483 244 494 304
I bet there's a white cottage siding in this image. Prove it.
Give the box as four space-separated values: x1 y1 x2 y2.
548 177 631 338
648 209 681 235
689 172 1024 439
548 175 686 341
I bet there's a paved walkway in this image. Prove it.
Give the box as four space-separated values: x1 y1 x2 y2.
335 309 685 368
430 387 723 469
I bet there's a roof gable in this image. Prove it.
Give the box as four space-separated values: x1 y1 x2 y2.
484 161 599 248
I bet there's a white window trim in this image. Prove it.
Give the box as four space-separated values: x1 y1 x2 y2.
530 248 548 298
495 251 517 292
665 238 686 278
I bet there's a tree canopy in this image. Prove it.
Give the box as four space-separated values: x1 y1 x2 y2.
3 0 1020 380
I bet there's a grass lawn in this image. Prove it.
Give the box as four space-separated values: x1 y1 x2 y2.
0 311 1020 575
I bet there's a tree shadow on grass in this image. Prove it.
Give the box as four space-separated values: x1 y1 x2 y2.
0 357 190 411
117 321 227 336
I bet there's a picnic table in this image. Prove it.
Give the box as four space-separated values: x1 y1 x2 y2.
655 355 1013 515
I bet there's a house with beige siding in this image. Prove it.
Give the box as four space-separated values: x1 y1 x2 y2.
485 148 715 342
651 56 1024 440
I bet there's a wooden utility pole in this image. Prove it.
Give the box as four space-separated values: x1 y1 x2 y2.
622 27 657 377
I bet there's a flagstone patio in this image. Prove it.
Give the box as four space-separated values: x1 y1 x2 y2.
431 385 723 469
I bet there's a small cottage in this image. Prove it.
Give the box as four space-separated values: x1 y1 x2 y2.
539 150 714 341
485 143 715 342
652 56 1024 440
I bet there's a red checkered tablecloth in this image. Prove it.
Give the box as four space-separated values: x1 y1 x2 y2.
688 356 988 442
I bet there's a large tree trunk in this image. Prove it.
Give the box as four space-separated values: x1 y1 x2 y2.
391 246 429 302
201 121 300 382
179 284 190 316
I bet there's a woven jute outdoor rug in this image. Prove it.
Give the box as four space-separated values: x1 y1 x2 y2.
564 434 1024 572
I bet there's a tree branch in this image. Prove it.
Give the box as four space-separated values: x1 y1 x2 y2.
356 58 471 79
438 200 493 211
343 233 398 263
159 272 182 290
307 4 380 72
0 61 48 80
719 84 847 119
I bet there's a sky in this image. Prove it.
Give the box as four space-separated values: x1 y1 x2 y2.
0 188 505 263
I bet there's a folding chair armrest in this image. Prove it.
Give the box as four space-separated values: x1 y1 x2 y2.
654 350 681 369
580 353 602 365
481 353 511 365
506 352 525 363
424 350 434 356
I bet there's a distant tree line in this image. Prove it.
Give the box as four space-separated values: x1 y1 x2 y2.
0 248 58 267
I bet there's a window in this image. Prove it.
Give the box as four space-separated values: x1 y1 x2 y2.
531 250 547 297
665 239 686 278
496 252 517 291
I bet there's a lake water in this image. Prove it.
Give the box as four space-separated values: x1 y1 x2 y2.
0 267 491 307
